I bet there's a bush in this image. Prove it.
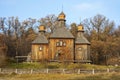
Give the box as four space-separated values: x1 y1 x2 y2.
0 54 7 67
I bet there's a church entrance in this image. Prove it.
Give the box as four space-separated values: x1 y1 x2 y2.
54 50 64 61
76 47 84 60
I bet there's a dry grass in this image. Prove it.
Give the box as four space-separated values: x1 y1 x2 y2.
0 72 119 80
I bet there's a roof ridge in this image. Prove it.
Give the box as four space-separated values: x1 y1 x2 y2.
50 27 74 38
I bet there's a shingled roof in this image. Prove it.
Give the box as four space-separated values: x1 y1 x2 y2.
50 27 74 38
32 33 48 44
75 34 90 44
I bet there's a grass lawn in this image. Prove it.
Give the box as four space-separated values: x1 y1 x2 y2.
3 62 120 70
1 62 120 80
0 72 120 80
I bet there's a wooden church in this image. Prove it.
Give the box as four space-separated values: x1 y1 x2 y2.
31 12 91 63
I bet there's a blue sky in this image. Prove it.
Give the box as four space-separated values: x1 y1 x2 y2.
0 0 120 26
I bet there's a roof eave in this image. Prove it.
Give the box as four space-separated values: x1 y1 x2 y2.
75 43 91 45
49 37 75 39
32 43 48 44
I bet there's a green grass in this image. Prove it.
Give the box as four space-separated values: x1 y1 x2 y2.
3 62 119 70
1 62 119 80
4 62 47 69
0 72 119 80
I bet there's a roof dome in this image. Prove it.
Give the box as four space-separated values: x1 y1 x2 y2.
78 24 84 31
39 25 45 32
58 11 66 20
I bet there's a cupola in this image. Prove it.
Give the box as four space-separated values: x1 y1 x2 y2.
77 24 84 32
39 25 45 32
58 11 66 20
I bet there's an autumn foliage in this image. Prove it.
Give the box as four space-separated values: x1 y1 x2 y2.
0 14 120 65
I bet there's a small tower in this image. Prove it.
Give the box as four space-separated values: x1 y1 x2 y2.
32 25 48 61
75 23 90 62
58 12 66 27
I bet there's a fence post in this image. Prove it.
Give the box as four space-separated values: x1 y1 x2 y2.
107 68 109 73
0 68 1 73
46 68 49 73
15 69 18 73
63 69 65 74
31 69 33 74
92 69 95 75
78 69 80 74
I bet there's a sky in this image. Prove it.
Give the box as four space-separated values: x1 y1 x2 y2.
0 0 120 26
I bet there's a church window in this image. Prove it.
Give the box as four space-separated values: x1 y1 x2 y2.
56 40 66 47
56 42 59 46
78 47 82 51
59 40 63 46
63 42 66 46
39 46 43 51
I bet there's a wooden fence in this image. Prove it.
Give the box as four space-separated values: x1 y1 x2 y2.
0 68 119 74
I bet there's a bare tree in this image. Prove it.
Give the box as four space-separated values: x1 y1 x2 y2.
70 23 77 38
38 14 58 33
